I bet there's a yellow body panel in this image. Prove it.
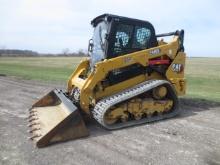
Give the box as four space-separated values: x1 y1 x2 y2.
67 36 186 114
166 52 186 95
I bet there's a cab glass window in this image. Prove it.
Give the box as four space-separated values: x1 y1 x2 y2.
113 24 133 55
112 24 152 56
132 26 151 49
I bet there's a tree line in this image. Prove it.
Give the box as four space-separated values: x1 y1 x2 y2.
0 49 88 57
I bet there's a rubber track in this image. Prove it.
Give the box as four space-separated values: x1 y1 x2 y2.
92 79 179 130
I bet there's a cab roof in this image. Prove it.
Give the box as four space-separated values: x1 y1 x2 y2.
91 13 154 28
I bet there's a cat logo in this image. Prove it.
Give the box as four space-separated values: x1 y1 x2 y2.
172 63 183 72
149 48 161 55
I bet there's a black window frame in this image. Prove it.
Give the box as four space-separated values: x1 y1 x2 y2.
106 17 158 59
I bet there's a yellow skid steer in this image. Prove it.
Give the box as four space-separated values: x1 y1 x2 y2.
28 14 186 147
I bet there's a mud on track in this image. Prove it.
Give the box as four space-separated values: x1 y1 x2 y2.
0 76 220 165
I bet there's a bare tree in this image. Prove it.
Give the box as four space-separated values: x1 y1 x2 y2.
0 45 6 56
77 49 88 56
62 48 70 55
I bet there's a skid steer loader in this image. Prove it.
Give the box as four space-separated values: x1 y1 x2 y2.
28 14 186 147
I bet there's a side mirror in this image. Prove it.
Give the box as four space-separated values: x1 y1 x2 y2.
88 39 94 54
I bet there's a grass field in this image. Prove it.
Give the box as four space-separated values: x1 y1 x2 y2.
0 57 220 102
0 57 83 81
185 58 220 102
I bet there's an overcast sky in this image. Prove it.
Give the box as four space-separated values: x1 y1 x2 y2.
0 0 219 56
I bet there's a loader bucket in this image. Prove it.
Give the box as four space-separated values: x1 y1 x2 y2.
28 89 89 148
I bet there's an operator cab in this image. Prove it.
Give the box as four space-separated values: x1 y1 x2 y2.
89 14 158 66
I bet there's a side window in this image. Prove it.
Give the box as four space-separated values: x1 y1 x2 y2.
113 24 133 55
132 26 151 49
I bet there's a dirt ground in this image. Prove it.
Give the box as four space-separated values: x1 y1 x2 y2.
0 76 220 165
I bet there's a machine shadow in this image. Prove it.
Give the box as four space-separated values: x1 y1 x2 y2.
85 119 112 138
178 97 220 118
